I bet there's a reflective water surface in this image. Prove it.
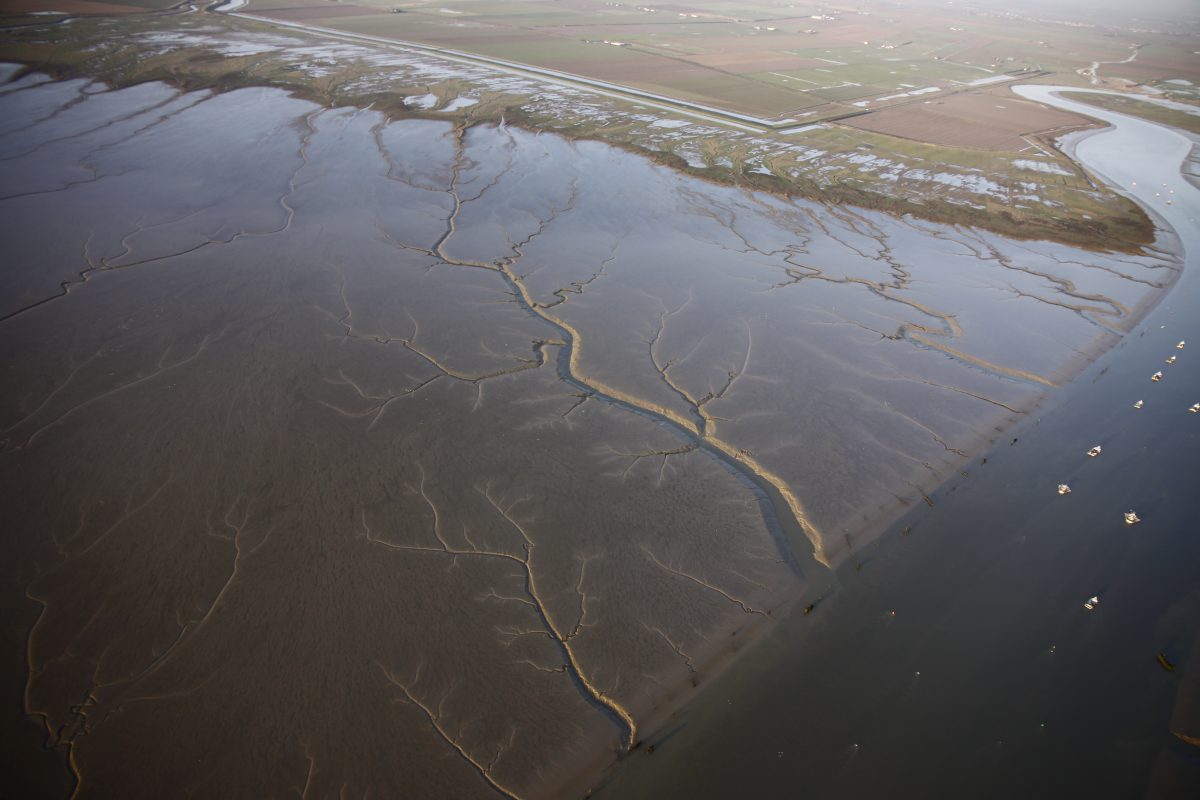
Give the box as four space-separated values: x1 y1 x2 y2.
595 88 1200 799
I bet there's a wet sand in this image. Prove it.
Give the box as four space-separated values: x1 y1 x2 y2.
0 72 1183 797
594 89 1200 798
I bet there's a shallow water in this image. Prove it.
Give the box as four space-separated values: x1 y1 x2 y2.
0 76 1181 797
595 90 1200 799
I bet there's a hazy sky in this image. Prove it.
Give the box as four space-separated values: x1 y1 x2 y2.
956 0 1199 21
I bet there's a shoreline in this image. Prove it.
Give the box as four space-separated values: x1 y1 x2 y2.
584 82 1196 791
590 82 1200 800
812 85 1195 570
0 5 1160 253
553 598 796 800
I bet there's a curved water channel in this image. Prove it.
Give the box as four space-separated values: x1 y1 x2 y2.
595 87 1200 798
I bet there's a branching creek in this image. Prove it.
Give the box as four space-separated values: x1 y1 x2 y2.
437 125 819 570
335 121 823 761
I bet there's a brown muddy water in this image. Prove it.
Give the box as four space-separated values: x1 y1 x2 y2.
0 70 1182 798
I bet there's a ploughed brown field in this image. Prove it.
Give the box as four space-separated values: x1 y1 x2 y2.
251 4 388 21
684 53 832 73
838 91 1095 151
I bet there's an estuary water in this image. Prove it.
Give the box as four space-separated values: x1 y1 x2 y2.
595 87 1200 799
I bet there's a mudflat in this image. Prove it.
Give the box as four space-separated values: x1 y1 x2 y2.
0 73 1180 797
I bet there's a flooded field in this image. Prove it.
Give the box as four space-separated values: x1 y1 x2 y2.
0 69 1181 797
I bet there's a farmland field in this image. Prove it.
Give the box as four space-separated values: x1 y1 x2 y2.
0 5 1169 249
242 0 1197 122
838 90 1094 151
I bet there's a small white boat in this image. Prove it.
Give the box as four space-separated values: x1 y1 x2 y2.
1178 341 1186 350
1087 445 1102 457
1133 399 1144 409
1084 596 1100 610
1057 484 1071 495
1189 403 1199 413
1125 510 1141 525
1151 371 1163 382
1166 355 1177 365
